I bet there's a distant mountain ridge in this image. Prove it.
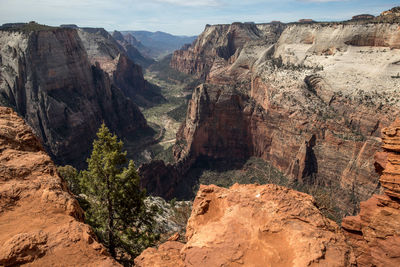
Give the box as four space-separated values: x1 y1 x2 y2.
120 30 197 59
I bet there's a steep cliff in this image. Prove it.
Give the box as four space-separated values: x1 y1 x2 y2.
78 28 164 107
167 14 400 216
0 25 149 167
341 118 400 266
135 184 355 266
0 107 120 266
170 22 285 78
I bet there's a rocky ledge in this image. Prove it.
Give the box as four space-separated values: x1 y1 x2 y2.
0 107 120 266
135 183 355 266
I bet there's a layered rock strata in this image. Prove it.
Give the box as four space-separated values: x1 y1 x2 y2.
342 119 400 266
78 28 163 107
135 183 355 266
0 26 150 167
0 107 120 266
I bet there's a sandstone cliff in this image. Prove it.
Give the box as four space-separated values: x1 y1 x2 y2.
78 28 164 107
0 107 120 266
342 119 400 266
166 13 400 216
135 183 355 266
0 25 150 167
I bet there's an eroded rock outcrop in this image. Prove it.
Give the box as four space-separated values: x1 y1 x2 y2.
342 119 400 266
135 184 355 266
0 107 120 266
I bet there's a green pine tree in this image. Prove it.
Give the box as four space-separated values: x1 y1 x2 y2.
80 123 158 264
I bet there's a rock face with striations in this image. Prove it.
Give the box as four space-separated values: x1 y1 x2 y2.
135 183 355 266
0 26 151 167
342 119 400 266
78 28 163 107
164 11 400 216
0 107 120 266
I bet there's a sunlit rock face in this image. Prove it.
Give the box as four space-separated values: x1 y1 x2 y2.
0 107 120 267
342 118 400 266
135 184 355 267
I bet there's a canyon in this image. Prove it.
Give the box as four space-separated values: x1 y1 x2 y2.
1 5 400 267
138 9 400 218
1 100 400 266
0 23 161 167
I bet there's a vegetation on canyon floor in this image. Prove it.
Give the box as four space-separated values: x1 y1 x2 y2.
125 56 198 166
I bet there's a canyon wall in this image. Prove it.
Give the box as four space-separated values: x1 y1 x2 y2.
0 26 152 167
2 104 399 266
166 14 400 215
137 118 400 267
78 28 163 107
0 107 120 266
342 118 400 266
112 30 155 68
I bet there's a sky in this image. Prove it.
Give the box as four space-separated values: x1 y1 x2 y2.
0 0 398 36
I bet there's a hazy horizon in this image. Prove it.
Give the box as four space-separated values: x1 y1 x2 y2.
0 0 398 36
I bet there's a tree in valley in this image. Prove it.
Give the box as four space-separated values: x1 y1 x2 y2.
80 123 158 264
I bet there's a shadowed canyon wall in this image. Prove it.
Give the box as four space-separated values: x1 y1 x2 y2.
0 26 157 167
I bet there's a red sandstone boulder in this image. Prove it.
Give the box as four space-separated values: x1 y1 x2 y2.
0 107 120 267
136 183 355 266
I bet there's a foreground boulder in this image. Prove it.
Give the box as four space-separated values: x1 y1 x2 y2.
0 107 120 266
135 183 354 266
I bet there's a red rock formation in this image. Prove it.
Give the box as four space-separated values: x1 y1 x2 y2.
134 241 184 267
79 28 163 108
380 118 400 198
135 184 355 266
342 119 400 266
168 81 383 215
137 117 400 266
0 107 120 266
